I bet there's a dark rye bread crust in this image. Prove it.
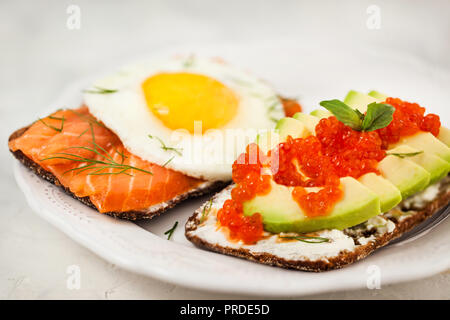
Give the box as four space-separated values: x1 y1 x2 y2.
185 181 450 272
9 126 228 220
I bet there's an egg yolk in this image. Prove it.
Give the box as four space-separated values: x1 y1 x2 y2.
142 72 239 133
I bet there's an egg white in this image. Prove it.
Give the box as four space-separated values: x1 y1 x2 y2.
84 56 284 181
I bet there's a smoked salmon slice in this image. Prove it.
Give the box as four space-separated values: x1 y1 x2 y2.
9 107 205 213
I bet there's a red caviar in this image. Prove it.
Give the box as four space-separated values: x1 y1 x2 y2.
217 97 441 244
217 200 264 244
271 135 341 187
217 144 270 244
281 98 303 117
292 185 343 218
316 117 386 178
377 97 441 148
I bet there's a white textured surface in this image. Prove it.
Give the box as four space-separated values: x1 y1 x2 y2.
1 0 449 299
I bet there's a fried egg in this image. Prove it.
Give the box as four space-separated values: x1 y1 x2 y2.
84 56 283 180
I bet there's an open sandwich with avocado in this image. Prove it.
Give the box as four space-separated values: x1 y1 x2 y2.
186 90 450 271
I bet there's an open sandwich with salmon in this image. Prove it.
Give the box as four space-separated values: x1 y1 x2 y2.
186 90 450 271
8 56 299 219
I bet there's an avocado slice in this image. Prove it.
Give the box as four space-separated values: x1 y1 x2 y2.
368 90 450 148
243 177 381 233
344 90 450 163
310 109 332 119
292 113 320 134
358 173 402 212
256 117 315 154
256 130 280 155
343 90 379 113
377 155 430 199
368 90 388 101
368 90 450 147
438 127 450 147
275 117 310 141
388 145 450 184
392 132 450 163
290 110 431 201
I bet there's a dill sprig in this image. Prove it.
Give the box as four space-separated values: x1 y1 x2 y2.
69 110 105 139
115 148 128 164
183 55 195 68
148 134 183 156
164 221 178 240
77 127 89 138
267 102 279 113
386 151 423 159
269 116 280 123
229 77 253 87
279 235 330 244
38 108 151 177
83 86 118 94
162 155 175 167
200 199 213 223
69 109 106 128
38 115 65 132
266 97 282 123
40 140 152 177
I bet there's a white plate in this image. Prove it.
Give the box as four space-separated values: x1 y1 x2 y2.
13 42 450 297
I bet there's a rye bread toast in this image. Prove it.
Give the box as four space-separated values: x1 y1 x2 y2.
185 178 450 272
9 125 228 220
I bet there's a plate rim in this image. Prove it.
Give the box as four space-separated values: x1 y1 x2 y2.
11 42 450 297
14 160 450 296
